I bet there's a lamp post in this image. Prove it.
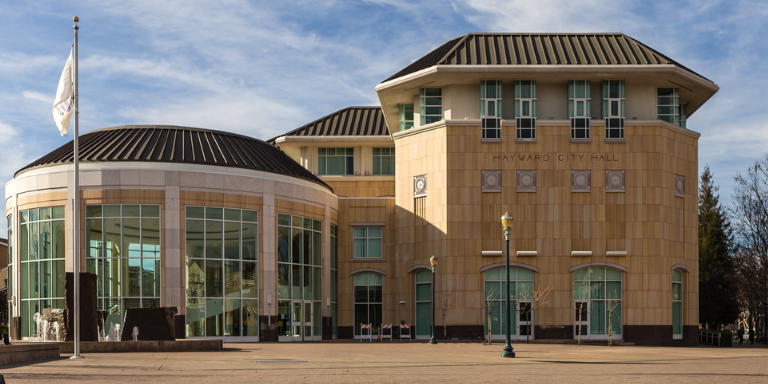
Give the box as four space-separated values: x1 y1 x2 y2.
500 212 515 358
429 255 438 344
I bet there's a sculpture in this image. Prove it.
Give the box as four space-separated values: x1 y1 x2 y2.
132 326 139 342
107 322 116 342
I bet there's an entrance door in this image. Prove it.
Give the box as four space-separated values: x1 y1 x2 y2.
290 300 313 341
519 301 533 338
574 301 589 339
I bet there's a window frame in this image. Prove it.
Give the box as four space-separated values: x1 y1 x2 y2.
573 267 623 339
569 80 591 140
352 227 383 259
420 88 443 125
399 104 414 131
481 80 503 140
657 87 681 126
414 269 432 338
483 267 535 340
515 80 537 140
603 80 625 140
672 269 683 339
372 147 395 176
353 272 383 337
318 147 354 176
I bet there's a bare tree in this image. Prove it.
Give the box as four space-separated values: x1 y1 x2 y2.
574 288 588 346
439 292 454 339
606 289 621 346
484 288 499 345
518 285 553 343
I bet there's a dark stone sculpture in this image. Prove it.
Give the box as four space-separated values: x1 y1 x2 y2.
64 272 100 342
121 307 177 341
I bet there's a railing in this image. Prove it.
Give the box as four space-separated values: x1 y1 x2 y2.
699 330 722 346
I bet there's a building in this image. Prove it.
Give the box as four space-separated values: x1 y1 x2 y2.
5 33 717 346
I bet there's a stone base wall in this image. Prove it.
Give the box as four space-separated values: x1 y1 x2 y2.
259 315 278 341
535 325 573 339
624 325 699 346
0 343 60 364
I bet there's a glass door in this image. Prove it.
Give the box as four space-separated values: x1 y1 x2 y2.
292 301 303 341
574 301 589 338
519 301 533 338
303 302 313 340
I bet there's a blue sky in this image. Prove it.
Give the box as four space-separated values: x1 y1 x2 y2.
2 0 767 234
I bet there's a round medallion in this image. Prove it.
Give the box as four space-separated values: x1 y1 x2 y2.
608 173 622 187
416 178 425 191
574 173 588 186
676 178 684 193
485 173 499 187
519 173 533 186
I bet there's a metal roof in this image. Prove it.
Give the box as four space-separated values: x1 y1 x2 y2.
383 33 708 83
268 106 390 143
16 125 332 191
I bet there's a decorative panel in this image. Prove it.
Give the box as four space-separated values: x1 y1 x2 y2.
482 170 502 193
571 170 591 192
516 170 536 192
414 174 427 198
605 170 625 192
675 174 684 197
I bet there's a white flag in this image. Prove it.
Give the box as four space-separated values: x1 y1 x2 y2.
52 49 74 136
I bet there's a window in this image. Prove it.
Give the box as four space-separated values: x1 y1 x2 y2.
657 88 686 128
330 225 338 338
85 204 161 336
515 80 536 140
353 227 382 258
318 148 353 175
354 272 382 336
481 80 502 140
420 88 442 125
603 80 625 140
415 270 432 337
673 269 683 338
373 148 395 175
399 104 414 131
276 214 322 339
569 80 591 139
573 267 622 338
483 267 534 339
184 206 258 339
18 207 66 338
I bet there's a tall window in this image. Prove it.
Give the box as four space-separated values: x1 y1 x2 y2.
353 227 382 258
569 80 591 139
354 272 382 336
515 80 536 140
19 207 66 338
657 88 685 127
484 267 534 339
672 269 683 338
399 104 414 131
7 214 13 325
185 206 258 339
318 148 353 176
86 205 161 333
573 267 622 338
481 80 502 140
276 214 322 339
373 148 395 175
415 270 432 337
330 225 338 338
603 80 625 140
420 88 442 125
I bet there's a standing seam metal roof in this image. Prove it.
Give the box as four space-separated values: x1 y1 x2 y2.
16 125 332 192
268 106 389 144
383 33 708 83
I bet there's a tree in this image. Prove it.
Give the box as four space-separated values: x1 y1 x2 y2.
730 155 768 342
518 285 552 343
439 292 454 339
574 289 588 346
606 289 621 346
484 288 499 345
699 165 740 329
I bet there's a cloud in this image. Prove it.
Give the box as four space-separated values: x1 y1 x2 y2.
22 91 52 104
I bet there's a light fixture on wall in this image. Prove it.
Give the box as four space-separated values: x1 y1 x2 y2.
267 294 272 305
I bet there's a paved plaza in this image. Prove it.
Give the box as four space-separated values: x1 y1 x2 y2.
1 341 767 383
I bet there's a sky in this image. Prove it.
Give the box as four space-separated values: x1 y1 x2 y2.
2 0 768 234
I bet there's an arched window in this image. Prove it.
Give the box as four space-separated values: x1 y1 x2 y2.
354 272 383 336
672 269 683 339
483 267 534 340
415 270 431 338
573 267 622 339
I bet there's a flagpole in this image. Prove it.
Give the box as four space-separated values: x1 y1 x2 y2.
70 15 83 360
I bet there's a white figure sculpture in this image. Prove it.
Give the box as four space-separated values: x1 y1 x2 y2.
114 324 121 342
107 322 116 342
132 326 139 342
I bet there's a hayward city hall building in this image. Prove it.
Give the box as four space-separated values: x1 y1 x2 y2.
5 33 717 346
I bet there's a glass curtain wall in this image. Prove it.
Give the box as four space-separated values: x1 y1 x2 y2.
354 272 382 336
276 214 322 340
483 267 534 339
330 225 338 338
19 207 66 338
85 205 161 331
185 206 258 340
415 270 431 337
573 267 622 338
672 269 683 337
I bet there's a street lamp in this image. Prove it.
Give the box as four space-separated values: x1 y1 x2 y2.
500 212 515 358
429 255 438 345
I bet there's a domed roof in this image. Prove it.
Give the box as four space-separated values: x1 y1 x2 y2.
16 125 332 191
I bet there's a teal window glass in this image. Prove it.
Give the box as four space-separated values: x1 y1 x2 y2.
481 80 502 140
515 80 536 139
354 273 383 336
373 147 395 175
318 147 354 175
399 104 414 131
657 88 681 126
415 270 432 336
573 267 623 338
420 88 442 125
672 270 683 336
353 227 383 258
483 267 534 338
569 80 591 139
603 80 625 139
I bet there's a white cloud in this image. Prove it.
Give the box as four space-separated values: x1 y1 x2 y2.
22 91 52 104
